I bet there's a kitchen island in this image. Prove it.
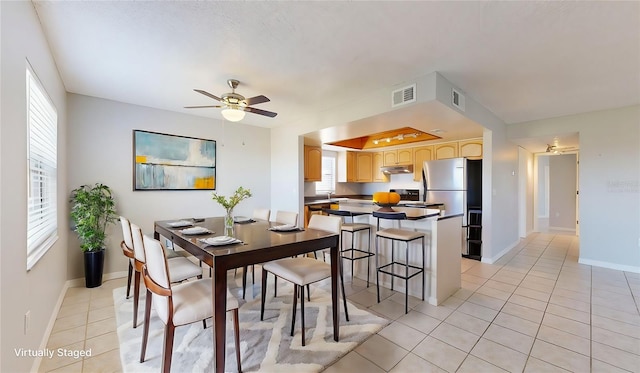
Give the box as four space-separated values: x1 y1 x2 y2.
334 202 462 306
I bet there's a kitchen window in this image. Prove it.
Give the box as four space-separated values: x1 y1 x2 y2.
315 155 336 194
26 63 58 270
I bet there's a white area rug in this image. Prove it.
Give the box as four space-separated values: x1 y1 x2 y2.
114 272 388 372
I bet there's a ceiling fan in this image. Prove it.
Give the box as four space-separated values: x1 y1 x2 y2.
185 79 277 122
545 144 578 153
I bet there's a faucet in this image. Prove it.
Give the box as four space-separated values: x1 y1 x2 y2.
327 191 332 200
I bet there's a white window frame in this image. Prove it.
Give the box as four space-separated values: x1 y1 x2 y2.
315 154 336 195
26 62 58 270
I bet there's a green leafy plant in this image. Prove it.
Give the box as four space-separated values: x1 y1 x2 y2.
211 186 252 211
70 183 117 252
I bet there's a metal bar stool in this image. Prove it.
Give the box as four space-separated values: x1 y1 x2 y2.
373 211 425 314
325 209 374 287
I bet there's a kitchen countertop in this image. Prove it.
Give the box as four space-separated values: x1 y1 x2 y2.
333 204 442 220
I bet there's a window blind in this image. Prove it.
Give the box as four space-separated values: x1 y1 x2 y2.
315 156 335 194
26 65 58 270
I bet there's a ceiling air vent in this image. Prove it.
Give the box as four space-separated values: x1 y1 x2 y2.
452 88 465 112
391 84 416 107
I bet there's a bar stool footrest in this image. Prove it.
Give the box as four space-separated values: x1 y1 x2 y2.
341 248 375 261
377 262 423 280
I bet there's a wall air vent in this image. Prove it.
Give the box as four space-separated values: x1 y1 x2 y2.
452 88 465 112
391 84 416 107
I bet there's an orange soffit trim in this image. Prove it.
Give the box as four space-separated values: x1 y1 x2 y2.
135 155 147 163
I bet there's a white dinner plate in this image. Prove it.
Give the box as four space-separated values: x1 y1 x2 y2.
272 224 297 231
233 216 251 223
167 220 193 228
180 226 210 235
200 237 241 246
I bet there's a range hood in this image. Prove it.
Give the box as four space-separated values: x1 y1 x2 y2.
381 164 414 175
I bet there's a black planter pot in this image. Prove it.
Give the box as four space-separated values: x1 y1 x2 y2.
84 249 105 288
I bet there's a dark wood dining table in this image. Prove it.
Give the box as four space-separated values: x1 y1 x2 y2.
154 217 341 373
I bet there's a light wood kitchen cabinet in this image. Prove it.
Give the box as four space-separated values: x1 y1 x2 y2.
338 151 357 182
434 143 459 160
356 152 373 182
372 152 388 182
413 145 433 181
458 139 483 159
304 145 322 182
383 148 414 166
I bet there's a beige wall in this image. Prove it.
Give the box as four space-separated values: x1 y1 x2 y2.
509 105 640 271
1 2 69 372
67 94 272 280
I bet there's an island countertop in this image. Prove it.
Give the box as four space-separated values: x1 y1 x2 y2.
333 203 442 220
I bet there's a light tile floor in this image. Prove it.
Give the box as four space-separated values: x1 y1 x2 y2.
41 232 640 372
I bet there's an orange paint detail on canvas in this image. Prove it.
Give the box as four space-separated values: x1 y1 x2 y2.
194 176 215 189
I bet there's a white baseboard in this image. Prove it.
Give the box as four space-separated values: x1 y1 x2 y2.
32 271 129 372
578 258 640 274
31 280 70 373
481 239 521 264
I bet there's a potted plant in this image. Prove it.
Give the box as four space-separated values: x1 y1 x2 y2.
211 186 252 233
70 183 117 288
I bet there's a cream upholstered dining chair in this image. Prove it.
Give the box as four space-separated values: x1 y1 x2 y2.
120 217 202 329
260 214 349 346
274 210 298 226
139 235 242 373
252 208 271 221
267 210 300 297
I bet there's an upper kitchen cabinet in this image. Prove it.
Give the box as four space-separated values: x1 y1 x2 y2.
458 139 483 159
413 145 433 181
356 152 373 182
337 151 357 182
372 152 388 182
383 148 414 166
434 143 459 160
304 145 322 182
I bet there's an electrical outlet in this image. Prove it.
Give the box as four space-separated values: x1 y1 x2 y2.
24 310 30 335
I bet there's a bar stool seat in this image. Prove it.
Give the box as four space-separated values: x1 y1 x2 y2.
376 228 424 241
373 211 425 314
325 209 374 287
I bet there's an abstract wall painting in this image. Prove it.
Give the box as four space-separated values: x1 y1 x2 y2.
133 130 216 190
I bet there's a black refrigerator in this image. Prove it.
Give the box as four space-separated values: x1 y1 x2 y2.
422 158 482 259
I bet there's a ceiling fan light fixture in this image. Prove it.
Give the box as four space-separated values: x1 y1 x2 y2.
221 107 246 122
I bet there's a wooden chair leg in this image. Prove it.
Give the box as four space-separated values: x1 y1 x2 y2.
126 262 133 299
232 309 242 372
290 285 298 337
133 270 141 328
202 319 207 329
300 284 306 347
274 274 278 297
260 269 268 320
242 266 248 299
161 323 175 373
139 289 152 362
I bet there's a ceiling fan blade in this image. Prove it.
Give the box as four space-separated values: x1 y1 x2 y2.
194 89 222 101
245 95 270 105
244 106 278 118
184 105 223 109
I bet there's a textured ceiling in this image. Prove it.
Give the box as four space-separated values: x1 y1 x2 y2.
32 1 640 151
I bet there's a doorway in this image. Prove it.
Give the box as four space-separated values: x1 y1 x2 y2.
534 153 578 234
